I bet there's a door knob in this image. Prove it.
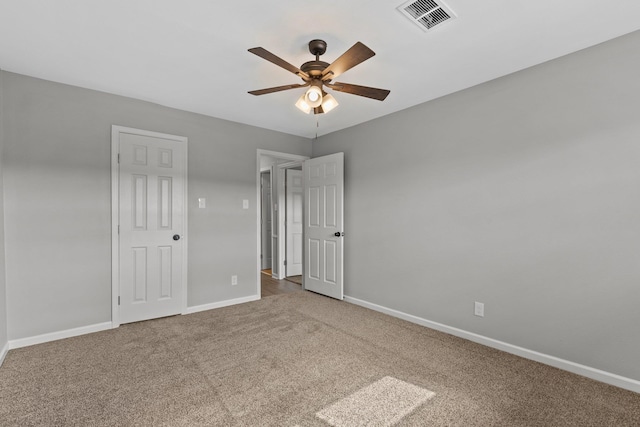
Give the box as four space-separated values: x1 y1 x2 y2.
173 234 181 241
334 232 344 237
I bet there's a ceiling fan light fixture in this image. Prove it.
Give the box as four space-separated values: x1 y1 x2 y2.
304 85 323 108
321 93 339 113
295 94 312 114
249 39 390 114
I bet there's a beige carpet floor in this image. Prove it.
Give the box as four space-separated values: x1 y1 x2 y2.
1 291 639 426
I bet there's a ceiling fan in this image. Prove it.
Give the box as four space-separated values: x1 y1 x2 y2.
248 39 390 114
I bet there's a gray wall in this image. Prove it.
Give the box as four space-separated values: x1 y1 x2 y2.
313 31 640 381
0 71 7 351
1 71 311 340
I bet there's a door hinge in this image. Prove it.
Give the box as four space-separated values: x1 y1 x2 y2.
284 260 287 266
118 296 120 305
117 153 120 164
118 225 120 234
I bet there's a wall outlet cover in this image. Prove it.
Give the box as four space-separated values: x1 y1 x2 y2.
474 301 484 317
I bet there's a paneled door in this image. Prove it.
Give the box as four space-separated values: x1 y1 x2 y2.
113 126 187 324
303 153 344 300
286 169 303 276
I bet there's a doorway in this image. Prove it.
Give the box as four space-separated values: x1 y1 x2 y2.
256 150 309 297
256 149 345 301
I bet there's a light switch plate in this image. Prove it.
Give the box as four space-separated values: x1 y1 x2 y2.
198 198 206 208
242 199 249 209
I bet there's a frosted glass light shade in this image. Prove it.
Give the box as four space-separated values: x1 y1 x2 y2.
321 94 339 113
304 86 323 108
295 94 312 114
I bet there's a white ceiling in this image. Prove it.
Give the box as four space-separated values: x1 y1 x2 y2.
1 0 639 139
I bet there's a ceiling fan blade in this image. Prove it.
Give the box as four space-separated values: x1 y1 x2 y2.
321 42 375 81
248 83 309 96
248 47 309 80
325 82 390 101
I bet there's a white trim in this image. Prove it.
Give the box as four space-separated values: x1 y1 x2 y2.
0 341 8 367
181 136 189 316
276 167 287 279
111 126 119 326
184 295 260 315
8 322 113 350
111 125 189 328
3 295 256 351
255 150 309 297
344 295 640 394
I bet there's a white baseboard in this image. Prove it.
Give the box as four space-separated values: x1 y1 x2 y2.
8 322 113 350
5 295 262 351
0 340 8 367
344 295 640 394
184 294 260 315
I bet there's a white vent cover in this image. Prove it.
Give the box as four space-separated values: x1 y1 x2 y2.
397 0 457 32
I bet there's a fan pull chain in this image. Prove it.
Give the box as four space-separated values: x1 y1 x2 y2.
315 118 319 140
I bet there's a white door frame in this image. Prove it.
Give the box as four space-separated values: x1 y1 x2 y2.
255 150 309 296
111 125 189 327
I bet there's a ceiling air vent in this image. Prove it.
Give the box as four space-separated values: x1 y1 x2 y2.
398 0 457 32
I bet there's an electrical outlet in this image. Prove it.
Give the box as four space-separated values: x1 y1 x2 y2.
231 275 238 286
474 301 484 317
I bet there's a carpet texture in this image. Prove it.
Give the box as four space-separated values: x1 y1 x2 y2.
1 291 639 426
315 376 435 426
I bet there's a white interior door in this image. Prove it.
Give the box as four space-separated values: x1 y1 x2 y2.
116 128 187 324
303 153 344 300
286 169 303 276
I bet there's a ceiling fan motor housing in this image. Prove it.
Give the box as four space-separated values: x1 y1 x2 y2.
308 39 327 56
300 61 329 78
301 39 330 79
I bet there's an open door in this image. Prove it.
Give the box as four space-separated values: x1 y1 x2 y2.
303 153 344 300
